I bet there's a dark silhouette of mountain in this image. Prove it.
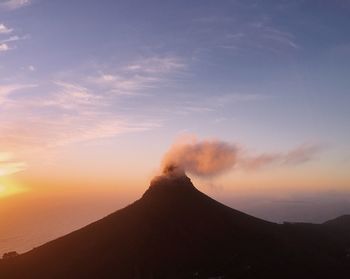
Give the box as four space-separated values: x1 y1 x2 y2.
324 215 350 227
0 174 349 278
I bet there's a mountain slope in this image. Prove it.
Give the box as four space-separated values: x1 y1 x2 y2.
324 215 350 228
0 175 349 278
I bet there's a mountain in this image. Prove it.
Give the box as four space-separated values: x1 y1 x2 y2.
0 174 349 278
324 215 350 227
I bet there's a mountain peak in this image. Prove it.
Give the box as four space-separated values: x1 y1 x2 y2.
1 173 350 278
142 173 196 199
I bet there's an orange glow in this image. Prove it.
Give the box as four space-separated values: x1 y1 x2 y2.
0 183 27 198
0 175 28 198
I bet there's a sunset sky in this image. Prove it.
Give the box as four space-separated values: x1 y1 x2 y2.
1 0 350 254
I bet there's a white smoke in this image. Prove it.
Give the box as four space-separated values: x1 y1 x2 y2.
160 137 321 178
161 138 238 177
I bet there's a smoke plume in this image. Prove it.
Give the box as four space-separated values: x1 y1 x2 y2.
161 138 238 177
160 137 322 178
239 143 322 170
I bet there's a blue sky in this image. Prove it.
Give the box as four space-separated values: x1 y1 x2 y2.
1 1 350 254
0 0 349 189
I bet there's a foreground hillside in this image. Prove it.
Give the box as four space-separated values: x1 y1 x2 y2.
0 175 349 278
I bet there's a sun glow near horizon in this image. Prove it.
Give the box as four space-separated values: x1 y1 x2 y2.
0 177 28 199
0 152 28 198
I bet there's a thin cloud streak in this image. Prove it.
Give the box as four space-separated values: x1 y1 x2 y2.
43 81 104 109
0 22 28 52
125 57 186 74
0 112 160 153
0 0 30 10
92 74 160 96
0 152 26 176
193 15 300 55
0 56 184 156
0 24 13 34
173 93 269 116
0 77 162 155
0 84 36 104
1 35 22 44
90 56 186 96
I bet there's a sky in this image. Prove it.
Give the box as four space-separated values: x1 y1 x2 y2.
0 0 350 254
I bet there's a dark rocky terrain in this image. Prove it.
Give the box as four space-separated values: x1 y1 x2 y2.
0 174 349 278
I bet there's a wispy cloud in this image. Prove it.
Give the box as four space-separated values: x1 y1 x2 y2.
0 36 25 52
49 118 159 148
0 56 184 161
92 73 160 96
0 152 26 176
40 81 104 109
193 16 234 24
90 56 186 96
0 43 9 52
0 0 30 10
0 22 27 52
216 93 269 106
193 15 300 55
1 35 21 44
0 152 13 162
0 84 36 104
176 104 215 115
0 79 161 154
223 22 300 54
125 57 186 74
173 92 269 116
0 24 13 34
0 112 160 152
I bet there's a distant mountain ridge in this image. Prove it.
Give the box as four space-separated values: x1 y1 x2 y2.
0 174 349 278
324 214 350 226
